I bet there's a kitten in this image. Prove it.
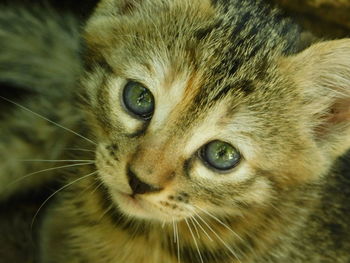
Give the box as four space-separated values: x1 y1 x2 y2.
1 0 350 262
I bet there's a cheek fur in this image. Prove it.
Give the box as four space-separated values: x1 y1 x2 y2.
95 142 130 193
188 165 273 213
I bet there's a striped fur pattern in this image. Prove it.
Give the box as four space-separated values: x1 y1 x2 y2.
1 0 350 262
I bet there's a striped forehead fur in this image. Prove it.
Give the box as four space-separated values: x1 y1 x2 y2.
84 0 301 111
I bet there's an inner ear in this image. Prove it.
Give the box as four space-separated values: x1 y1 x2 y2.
282 38 350 158
329 98 350 124
315 98 350 137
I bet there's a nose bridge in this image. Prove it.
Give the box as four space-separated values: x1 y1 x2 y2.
130 137 178 186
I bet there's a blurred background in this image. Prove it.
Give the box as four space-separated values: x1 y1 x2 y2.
270 0 350 38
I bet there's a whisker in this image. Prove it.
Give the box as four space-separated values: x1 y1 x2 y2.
194 205 244 242
0 96 97 146
31 171 98 229
190 216 213 242
81 179 114 224
172 218 177 244
175 220 181 263
185 218 204 263
97 203 114 222
89 180 105 196
21 159 95 162
5 162 94 189
65 148 95 153
75 176 101 199
189 217 201 239
192 209 241 262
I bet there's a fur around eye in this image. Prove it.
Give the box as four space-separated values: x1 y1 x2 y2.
200 140 241 171
122 81 154 120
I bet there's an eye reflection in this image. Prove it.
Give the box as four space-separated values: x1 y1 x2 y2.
200 140 241 171
122 81 154 120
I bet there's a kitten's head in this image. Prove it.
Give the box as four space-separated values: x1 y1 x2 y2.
80 0 350 222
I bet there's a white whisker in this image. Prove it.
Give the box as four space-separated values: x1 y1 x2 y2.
76 176 101 198
65 148 95 153
185 218 204 263
172 219 177 244
189 217 201 239
89 180 105 196
190 216 213 242
0 96 97 146
192 209 241 262
98 203 114 222
31 171 98 229
5 162 94 189
194 205 244 242
21 159 95 162
175 220 181 263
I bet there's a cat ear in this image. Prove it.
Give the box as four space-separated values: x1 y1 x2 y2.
282 39 350 158
83 0 146 60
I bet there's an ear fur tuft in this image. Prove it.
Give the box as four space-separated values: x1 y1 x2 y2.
283 39 350 158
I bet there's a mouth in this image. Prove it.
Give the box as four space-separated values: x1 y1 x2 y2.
95 179 156 222
112 190 162 220
110 189 190 222
96 163 191 222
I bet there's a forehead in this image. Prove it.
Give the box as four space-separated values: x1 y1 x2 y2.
85 0 301 128
88 0 299 86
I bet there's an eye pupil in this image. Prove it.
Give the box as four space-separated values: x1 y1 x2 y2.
217 148 226 158
200 140 241 171
123 81 154 119
138 90 151 105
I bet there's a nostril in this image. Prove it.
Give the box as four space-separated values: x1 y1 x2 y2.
127 167 161 195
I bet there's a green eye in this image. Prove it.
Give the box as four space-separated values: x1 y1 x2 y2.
200 140 241 171
122 81 154 119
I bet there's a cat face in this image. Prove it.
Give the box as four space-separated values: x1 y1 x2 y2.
80 0 350 222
